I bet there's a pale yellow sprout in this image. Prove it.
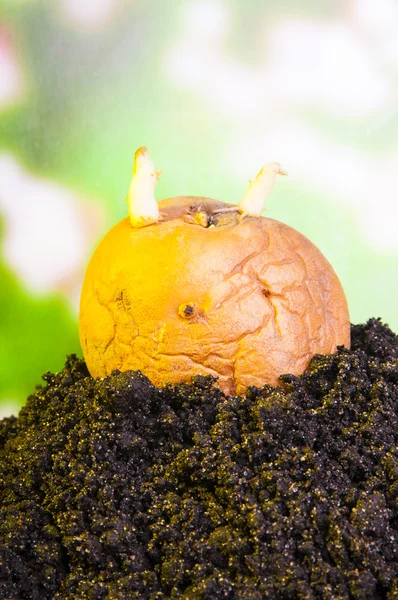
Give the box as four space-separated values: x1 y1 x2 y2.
127 147 161 228
238 162 287 217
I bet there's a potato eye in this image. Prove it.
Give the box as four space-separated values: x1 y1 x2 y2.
178 303 197 319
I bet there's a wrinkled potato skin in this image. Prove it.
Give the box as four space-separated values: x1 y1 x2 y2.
79 197 350 395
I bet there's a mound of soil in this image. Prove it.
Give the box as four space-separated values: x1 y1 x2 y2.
1 318 398 599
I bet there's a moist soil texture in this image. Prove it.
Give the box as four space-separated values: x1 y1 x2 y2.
1 318 398 599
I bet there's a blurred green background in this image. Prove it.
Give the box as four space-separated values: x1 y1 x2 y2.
1 0 397 416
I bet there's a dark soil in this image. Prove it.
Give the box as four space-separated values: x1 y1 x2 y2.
1 318 398 599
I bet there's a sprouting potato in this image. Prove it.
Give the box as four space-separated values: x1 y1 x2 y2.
79 147 350 395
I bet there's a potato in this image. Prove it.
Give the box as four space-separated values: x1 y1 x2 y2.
79 149 350 395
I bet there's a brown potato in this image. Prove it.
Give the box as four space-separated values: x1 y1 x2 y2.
79 195 350 395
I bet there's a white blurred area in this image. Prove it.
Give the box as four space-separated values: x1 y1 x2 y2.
166 0 398 253
0 26 24 109
0 155 104 310
267 20 393 116
56 0 124 31
166 1 260 116
349 0 398 67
